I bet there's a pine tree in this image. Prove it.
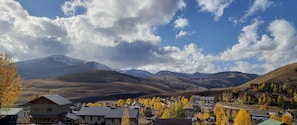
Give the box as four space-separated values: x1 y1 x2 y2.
121 108 130 125
0 54 22 107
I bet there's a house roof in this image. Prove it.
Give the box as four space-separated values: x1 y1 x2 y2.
76 106 138 119
258 119 286 125
28 94 72 105
76 106 110 116
65 113 79 120
250 110 269 116
154 118 192 125
0 108 23 115
43 94 72 105
105 108 138 119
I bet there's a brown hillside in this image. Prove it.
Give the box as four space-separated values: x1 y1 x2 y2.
236 62 297 90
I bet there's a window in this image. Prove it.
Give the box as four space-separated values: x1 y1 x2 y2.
47 108 52 113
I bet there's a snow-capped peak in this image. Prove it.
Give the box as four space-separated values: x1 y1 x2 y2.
18 55 85 65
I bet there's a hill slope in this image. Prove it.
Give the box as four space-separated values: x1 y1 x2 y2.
17 55 111 79
237 62 297 90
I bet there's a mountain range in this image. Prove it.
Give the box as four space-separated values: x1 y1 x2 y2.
16 55 258 82
16 55 297 102
16 55 259 102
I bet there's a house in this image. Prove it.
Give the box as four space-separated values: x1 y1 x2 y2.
76 106 139 125
28 94 72 123
154 118 192 125
105 107 139 125
250 110 269 124
0 108 26 125
258 119 287 125
76 106 110 124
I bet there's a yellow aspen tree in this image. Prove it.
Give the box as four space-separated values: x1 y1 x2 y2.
281 114 293 125
161 109 170 118
0 54 22 107
118 99 124 107
121 108 130 125
203 112 210 120
102 102 107 107
174 101 186 118
126 98 131 105
259 103 268 110
197 112 203 120
190 96 195 103
234 109 252 125
270 113 281 121
214 104 229 125
87 102 94 106
143 99 150 107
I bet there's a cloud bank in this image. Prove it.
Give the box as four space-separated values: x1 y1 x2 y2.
0 0 297 75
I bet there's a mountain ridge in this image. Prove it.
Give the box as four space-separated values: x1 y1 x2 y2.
236 62 297 90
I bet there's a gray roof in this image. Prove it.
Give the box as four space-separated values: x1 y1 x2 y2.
76 106 110 116
105 108 138 119
154 118 192 125
76 106 138 118
0 108 23 115
65 113 79 120
44 94 72 105
250 110 269 116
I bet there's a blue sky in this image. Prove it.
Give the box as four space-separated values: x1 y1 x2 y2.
1 0 297 74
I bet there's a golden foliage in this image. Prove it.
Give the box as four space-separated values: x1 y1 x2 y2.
161 108 170 118
270 114 281 121
117 99 124 107
203 112 210 120
259 103 268 110
281 113 293 125
197 112 203 120
214 104 229 125
121 108 130 125
232 88 239 94
234 109 252 125
0 54 22 107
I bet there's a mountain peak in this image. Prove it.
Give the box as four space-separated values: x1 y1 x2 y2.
41 55 85 65
16 55 111 79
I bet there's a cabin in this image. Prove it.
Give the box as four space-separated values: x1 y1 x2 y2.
0 108 26 125
250 110 269 124
28 94 72 123
154 118 192 125
105 107 139 125
76 106 110 125
76 106 139 125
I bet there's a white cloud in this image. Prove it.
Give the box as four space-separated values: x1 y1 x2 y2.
176 30 188 38
240 0 273 22
61 0 88 16
220 19 297 74
139 43 217 73
196 0 233 21
1 0 297 75
174 17 189 28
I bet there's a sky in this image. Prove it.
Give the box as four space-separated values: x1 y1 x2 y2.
0 0 297 74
